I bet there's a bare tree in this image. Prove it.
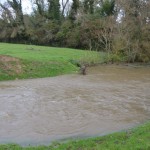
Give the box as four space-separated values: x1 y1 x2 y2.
61 0 70 17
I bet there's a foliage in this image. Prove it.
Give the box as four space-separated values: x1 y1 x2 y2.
112 0 150 62
0 0 150 63
47 0 61 20
99 0 116 17
83 0 94 14
69 0 80 21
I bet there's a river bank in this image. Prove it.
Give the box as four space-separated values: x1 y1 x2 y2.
0 43 102 81
1 43 150 81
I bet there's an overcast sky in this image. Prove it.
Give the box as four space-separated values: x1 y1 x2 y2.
0 0 72 14
0 0 32 14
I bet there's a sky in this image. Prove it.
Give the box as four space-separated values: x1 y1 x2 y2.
0 0 32 14
0 0 72 14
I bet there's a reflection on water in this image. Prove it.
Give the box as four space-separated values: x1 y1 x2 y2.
0 65 150 146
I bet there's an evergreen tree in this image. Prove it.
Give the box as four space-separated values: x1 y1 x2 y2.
100 0 115 16
89 0 94 14
47 0 60 20
83 0 94 14
69 0 79 21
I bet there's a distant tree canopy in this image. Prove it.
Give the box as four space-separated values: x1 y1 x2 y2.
0 0 150 62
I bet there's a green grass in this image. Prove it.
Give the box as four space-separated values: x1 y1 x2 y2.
0 122 149 150
0 43 103 81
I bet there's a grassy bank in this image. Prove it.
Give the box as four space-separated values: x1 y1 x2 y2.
0 122 149 150
0 43 103 81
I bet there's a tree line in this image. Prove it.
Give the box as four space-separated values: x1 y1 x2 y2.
0 0 150 62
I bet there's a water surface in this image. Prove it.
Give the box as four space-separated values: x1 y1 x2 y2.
0 65 150 146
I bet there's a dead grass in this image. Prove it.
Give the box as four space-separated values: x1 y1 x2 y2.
0 55 22 75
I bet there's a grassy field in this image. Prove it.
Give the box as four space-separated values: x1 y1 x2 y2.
0 43 103 81
0 122 149 150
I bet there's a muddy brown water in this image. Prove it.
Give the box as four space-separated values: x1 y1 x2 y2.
0 65 150 146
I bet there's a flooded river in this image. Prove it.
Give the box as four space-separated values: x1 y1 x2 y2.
0 65 150 146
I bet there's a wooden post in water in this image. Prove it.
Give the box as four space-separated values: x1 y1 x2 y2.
80 65 87 75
